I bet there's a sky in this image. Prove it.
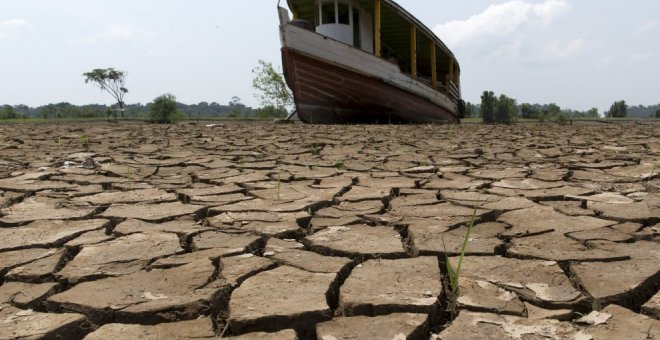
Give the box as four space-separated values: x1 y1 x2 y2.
1 0 659 113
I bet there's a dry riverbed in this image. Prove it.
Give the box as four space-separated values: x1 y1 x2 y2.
0 121 658 339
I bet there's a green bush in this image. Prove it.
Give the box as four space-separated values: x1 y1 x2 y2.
495 94 516 125
1 105 18 120
537 112 547 122
481 91 516 125
520 103 539 119
149 94 180 124
555 113 569 125
255 105 287 119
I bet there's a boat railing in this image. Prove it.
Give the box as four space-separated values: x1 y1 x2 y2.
447 81 460 101
419 76 460 102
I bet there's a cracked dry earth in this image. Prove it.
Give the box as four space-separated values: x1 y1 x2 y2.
0 121 659 340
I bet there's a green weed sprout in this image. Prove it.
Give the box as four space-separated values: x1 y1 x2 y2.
442 203 479 320
80 135 90 149
649 157 659 184
591 282 604 312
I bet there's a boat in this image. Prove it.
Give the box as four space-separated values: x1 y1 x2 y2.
278 0 465 124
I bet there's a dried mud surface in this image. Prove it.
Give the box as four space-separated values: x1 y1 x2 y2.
0 121 659 339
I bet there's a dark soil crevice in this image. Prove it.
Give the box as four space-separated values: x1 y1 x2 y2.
326 259 361 312
568 263 660 313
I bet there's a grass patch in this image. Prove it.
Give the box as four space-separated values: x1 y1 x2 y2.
0 117 148 124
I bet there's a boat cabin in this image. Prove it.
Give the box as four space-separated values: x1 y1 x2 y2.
314 0 374 53
287 0 461 100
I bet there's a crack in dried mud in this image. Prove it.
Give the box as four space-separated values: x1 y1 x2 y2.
0 121 658 339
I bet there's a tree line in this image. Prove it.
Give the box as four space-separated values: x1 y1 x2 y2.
3 61 658 122
1 60 293 122
465 92 660 124
0 101 258 120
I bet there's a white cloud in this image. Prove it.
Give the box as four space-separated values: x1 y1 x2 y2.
633 21 659 37
69 24 152 45
490 40 523 59
0 19 31 39
596 56 616 68
434 0 570 48
96 24 148 41
631 52 656 63
543 38 584 59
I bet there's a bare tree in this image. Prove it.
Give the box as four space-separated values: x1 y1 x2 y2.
83 68 128 118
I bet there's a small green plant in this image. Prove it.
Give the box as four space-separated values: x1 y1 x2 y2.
369 130 377 144
80 135 90 149
649 157 659 183
442 203 479 320
334 159 344 170
127 166 133 190
56 137 62 151
591 282 604 312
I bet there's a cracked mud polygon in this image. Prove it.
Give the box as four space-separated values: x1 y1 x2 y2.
0 121 658 339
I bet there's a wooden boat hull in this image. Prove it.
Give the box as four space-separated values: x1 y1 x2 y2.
282 47 460 124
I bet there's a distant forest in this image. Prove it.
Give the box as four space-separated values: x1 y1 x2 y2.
0 101 257 120
464 102 660 119
1 101 658 120
626 104 660 118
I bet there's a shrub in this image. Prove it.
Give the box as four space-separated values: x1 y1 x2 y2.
495 94 516 125
481 92 517 125
149 94 180 124
255 105 287 119
556 113 569 125
1 105 18 120
480 91 496 124
520 103 539 119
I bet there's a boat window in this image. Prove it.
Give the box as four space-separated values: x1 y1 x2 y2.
321 2 336 24
337 3 350 25
353 11 361 48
